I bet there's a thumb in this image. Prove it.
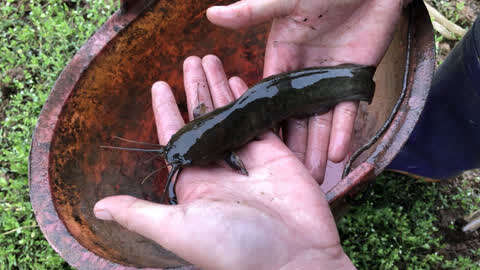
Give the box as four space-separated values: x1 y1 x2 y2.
94 195 186 251
206 0 294 29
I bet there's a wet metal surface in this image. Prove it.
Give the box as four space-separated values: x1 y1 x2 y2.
29 0 434 269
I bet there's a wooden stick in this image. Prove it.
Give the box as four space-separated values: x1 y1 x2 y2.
463 217 480 232
1 225 39 236
431 21 456 40
424 1 467 39
462 210 480 232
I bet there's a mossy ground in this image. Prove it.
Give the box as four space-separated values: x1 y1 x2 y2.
0 1 115 268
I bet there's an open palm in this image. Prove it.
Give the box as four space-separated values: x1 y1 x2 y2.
94 55 354 270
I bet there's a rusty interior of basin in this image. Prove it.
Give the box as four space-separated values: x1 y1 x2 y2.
29 0 434 269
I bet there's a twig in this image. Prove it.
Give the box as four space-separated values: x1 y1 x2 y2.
463 217 480 232
424 1 467 39
431 21 456 40
465 209 480 222
462 210 480 232
1 225 39 236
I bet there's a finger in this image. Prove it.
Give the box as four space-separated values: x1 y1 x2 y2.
94 195 183 245
94 195 208 266
305 112 333 184
152 82 185 145
202 55 234 107
206 0 294 29
263 26 302 78
328 101 358 163
94 195 252 270
284 118 308 162
228 76 249 99
183 56 214 121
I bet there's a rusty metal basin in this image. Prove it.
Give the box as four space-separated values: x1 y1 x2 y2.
29 0 434 269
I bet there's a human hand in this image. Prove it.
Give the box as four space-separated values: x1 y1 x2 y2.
207 0 409 182
93 55 355 270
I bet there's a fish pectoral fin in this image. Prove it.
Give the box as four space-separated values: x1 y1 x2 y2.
162 166 181 205
224 151 249 176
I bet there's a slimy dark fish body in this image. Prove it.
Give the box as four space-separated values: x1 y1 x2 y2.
104 64 376 204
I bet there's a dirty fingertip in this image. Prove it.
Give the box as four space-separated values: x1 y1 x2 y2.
206 6 230 23
328 133 349 163
183 56 202 69
152 81 171 93
229 76 248 98
228 76 244 85
202 54 223 67
94 195 133 221
152 81 176 105
93 200 109 220
206 6 221 16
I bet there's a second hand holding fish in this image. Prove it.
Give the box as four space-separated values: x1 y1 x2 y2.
207 0 411 182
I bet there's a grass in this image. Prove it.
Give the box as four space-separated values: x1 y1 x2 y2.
0 0 115 268
0 0 479 269
338 172 480 269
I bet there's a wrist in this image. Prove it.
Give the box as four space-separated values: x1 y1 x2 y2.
279 247 355 270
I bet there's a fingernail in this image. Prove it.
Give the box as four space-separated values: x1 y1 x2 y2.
94 209 112 220
330 134 347 161
207 6 225 14
152 81 169 90
229 1 244 7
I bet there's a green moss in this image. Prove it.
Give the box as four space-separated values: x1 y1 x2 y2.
339 172 479 269
0 0 115 268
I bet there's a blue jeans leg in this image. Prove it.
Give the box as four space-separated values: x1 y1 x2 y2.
388 16 480 179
